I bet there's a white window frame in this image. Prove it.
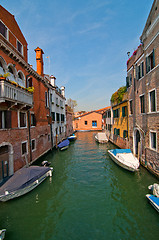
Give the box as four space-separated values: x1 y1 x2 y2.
21 140 28 156
148 88 157 113
149 130 157 151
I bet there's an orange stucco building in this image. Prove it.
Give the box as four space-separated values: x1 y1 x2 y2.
74 111 103 131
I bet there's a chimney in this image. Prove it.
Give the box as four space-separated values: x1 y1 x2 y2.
61 86 65 97
50 75 56 87
34 47 44 77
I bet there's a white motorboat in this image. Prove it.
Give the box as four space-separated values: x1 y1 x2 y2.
95 132 108 143
108 149 140 172
0 229 6 240
0 166 53 202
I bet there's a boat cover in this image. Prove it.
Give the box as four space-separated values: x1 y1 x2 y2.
96 133 108 141
111 149 132 156
0 166 50 195
58 139 70 148
149 195 159 206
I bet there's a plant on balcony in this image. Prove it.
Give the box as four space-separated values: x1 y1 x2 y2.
0 73 10 78
26 87 34 93
111 86 127 104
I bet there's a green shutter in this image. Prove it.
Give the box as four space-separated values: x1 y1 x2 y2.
146 57 148 73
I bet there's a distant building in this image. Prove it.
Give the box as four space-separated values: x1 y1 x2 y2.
65 104 74 137
102 106 112 139
126 0 159 176
74 110 103 131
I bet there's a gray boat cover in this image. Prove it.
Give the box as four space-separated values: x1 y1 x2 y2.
0 166 50 195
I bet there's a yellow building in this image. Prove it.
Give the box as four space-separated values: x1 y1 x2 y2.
111 87 129 148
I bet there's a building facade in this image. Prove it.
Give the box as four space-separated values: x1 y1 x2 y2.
74 111 102 131
126 0 159 176
0 5 66 182
111 91 129 149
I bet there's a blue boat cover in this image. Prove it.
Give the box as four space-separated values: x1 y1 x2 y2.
110 149 132 156
149 195 159 206
0 166 50 194
57 139 70 148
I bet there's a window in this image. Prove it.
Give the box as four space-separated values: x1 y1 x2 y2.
129 100 133 115
92 121 97 127
19 112 26 128
61 114 64 122
51 112 55 121
45 92 48 108
140 95 145 113
56 113 60 122
114 128 120 136
48 134 51 142
31 113 36 126
0 21 7 39
108 110 111 118
85 121 87 125
136 62 144 80
31 139 36 151
113 108 119 118
76 123 78 128
21 141 27 155
122 106 127 117
150 131 157 150
146 49 155 73
0 111 11 129
17 40 23 55
126 74 132 88
27 77 33 88
123 130 128 138
149 89 156 112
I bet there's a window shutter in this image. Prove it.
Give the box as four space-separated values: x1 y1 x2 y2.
153 49 155 68
142 62 144 77
135 65 138 80
146 57 148 73
126 76 129 88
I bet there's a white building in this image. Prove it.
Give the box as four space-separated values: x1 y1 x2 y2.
45 75 66 147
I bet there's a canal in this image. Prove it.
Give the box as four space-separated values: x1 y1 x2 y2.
0 132 158 240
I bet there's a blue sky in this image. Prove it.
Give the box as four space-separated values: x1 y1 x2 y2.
1 0 154 111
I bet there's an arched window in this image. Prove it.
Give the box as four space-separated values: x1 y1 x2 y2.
17 71 25 87
7 65 16 83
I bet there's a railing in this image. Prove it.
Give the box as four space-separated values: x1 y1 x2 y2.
0 79 33 106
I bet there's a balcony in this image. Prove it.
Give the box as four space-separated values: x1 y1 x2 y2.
0 78 33 109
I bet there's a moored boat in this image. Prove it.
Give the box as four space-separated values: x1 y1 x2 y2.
67 134 77 141
108 149 140 172
0 166 53 202
57 139 70 151
146 194 159 213
95 132 108 143
0 229 6 240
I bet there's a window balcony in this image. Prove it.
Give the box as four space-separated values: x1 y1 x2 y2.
0 78 33 109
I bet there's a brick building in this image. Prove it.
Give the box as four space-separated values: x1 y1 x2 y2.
0 5 52 182
126 0 159 177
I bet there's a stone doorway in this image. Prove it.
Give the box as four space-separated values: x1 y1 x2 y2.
135 129 141 157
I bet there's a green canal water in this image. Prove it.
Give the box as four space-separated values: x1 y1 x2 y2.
0 132 158 240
